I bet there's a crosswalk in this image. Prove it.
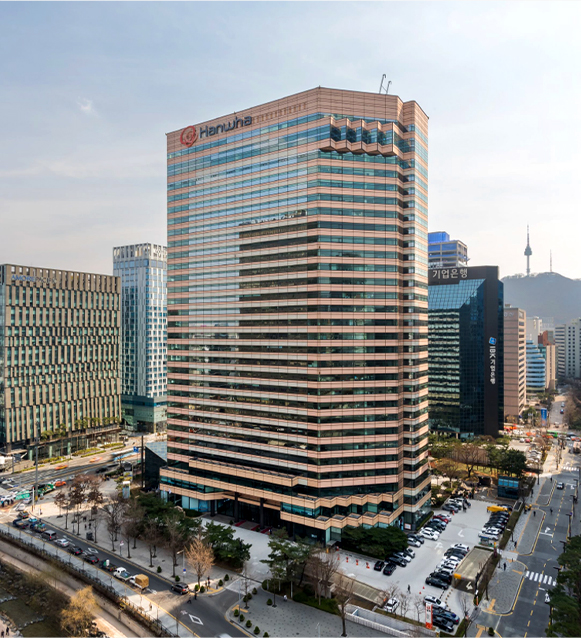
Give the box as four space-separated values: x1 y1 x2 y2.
525 571 556 587
561 465 579 472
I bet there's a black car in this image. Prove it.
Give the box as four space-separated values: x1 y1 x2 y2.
390 555 408 567
68 546 83 555
431 571 453 584
408 534 424 544
171 583 189 595
84 555 99 564
432 617 454 632
425 576 449 589
433 609 460 625
428 521 446 531
383 562 396 576
374 560 385 571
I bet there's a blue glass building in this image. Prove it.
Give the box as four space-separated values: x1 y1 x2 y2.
526 339 546 395
428 266 504 438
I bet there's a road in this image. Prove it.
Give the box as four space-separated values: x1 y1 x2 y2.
473 447 580 638
0 512 245 637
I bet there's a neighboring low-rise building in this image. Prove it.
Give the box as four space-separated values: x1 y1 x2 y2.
0 264 121 458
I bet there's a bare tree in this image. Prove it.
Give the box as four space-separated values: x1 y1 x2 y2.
101 495 126 551
164 510 188 577
459 594 474 636
335 571 355 638
306 551 340 604
399 591 411 619
185 534 215 585
144 518 163 568
412 594 425 622
54 491 66 519
125 498 144 549
381 583 401 610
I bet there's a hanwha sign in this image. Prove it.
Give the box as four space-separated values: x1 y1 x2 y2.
180 126 198 147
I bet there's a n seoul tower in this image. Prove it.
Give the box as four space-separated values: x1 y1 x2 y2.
524 225 532 276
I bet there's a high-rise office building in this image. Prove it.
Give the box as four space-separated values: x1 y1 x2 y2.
0 264 121 457
555 319 581 380
113 244 167 433
526 339 546 395
163 87 431 539
503 305 526 420
526 316 543 341
428 266 504 438
428 231 469 269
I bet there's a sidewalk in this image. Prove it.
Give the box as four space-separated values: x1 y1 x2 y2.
225 582 386 638
484 559 525 614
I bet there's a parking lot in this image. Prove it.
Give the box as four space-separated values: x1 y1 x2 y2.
336 499 496 619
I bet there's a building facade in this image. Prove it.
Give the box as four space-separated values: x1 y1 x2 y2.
538 330 556 390
526 316 543 341
526 339 546 395
113 244 167 433
503 305 526 421
0 264 121 457
163 87 431 539
555 319 581 380
428 231 469 269
428 266 504 438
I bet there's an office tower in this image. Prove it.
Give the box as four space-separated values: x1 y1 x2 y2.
163 87 431 539
526 316 543 341
0 264 121 457
555 319 581 380
428 231 469 269
503 305 527 420
113 244 167 433
526 339 546 395
428 266 504 438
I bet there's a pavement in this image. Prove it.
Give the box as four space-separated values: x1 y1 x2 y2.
225 582 386 638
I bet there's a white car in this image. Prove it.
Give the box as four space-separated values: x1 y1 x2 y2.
84 547 98 555
438 566 455 576
441 557 461 566
408 537 422 547
384 597 400 613
424 596 445 608
452 544 470 552
421 529 440 540
54 538 70 548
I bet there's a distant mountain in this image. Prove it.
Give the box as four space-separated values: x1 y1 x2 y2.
502 272 581 326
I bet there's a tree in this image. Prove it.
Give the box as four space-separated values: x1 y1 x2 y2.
412 594 424 622
335 571 355 637
144 518 163 568
120 498 143 558
204 521 252 568
185 534 215 585
54 491 67 519
546 535 581 637
306 551 340 604
498 449 528 478
164 510 188 577
341 525 407 560
459 594 475 636
260 529 312 585
68 476 90 536
101 495 126 551
456 440 485 479
60 586 97 637
399 591 411 619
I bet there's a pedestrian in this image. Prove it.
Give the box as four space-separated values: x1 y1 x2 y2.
39 508 42 516
194 592 197 600
6 627 8 636
533 510 536 517
408 585 411 593
514 540 518 549
503 563 507 571
283 594 288 603
149 603 152 611
550 508 553 515
2 629 5 637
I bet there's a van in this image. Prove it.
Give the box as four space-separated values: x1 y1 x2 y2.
42 530 57 541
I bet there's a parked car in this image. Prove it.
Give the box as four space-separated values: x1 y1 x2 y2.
430 571 453 584
432 617 454 633
403 548 415 559
408 534 424 544
434 609 460 624
390 555 408 567
425 576 449 589
434 514 452 523
374 561 385 571
408 537 421 548
452 544 470 552
383 562 396 576
442 503 459 512
393 552 412 564
171 583 189 595
384 598 400 613
421 529 440 540
424 596 445 608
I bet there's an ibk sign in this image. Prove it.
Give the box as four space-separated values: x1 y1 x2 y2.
425 602 433 630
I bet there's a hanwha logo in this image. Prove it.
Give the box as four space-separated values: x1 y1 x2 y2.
180 126 198 147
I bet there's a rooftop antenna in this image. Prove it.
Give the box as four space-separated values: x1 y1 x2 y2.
379 74 392 95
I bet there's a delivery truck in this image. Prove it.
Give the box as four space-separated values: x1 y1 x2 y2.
129 574 149 590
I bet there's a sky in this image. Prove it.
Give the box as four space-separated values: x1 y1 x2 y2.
1 1 581 279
